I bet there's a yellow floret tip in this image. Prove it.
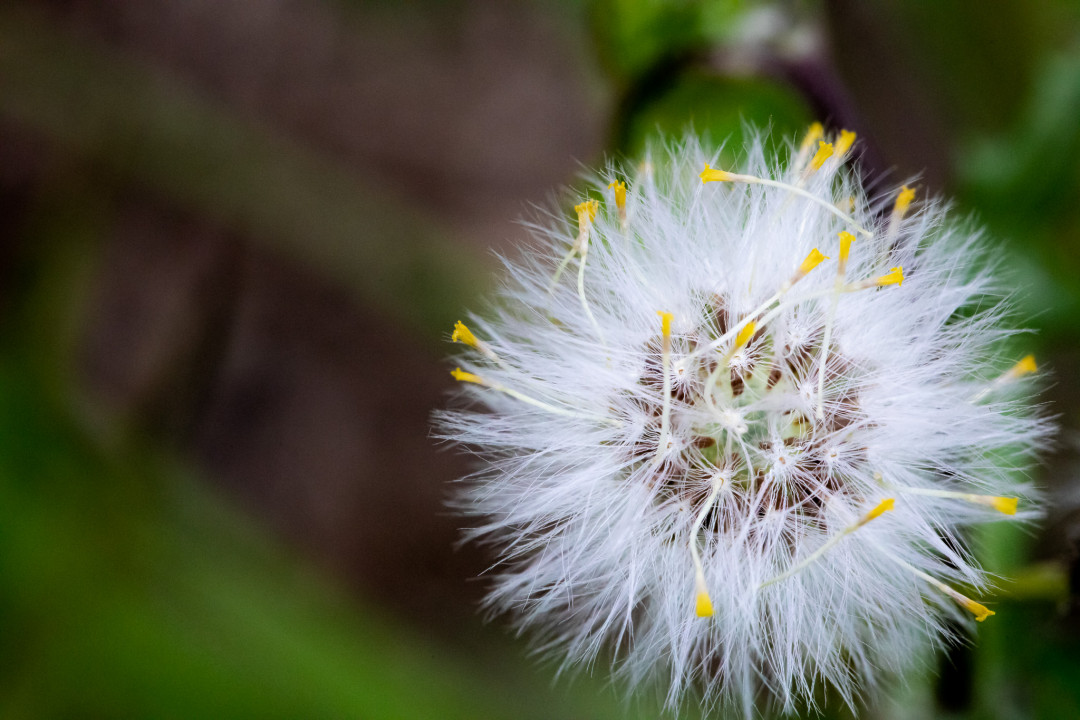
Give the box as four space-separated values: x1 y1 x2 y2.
451 367 484 385
834 129 857 157
575 199 599 223
963 597 995 622
700 164 733 184
1014 354 1038 376
735 321 757 349
990 496 1019 515
837 231 856 263
810 141 834 170
695 590 714 618
862 497 895 524
608 180 627 210
798 248 830 276
877 266 904 287
895 185 916 216
799 122 824 153
451 320 478 347
657 310 673 337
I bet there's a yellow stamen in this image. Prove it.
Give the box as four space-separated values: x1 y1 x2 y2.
936 492 1018 515
817 233 855 418
654 311 674 465
688 471 726 618
962 597 996 622
702 167 873 238
988 496 1019 515
451 367 486 385
894 186 916 217
452 368 618 425
608 180 626 211
1012 354 1038 377
888 554 997 622
761 497 894 588
876 266 904 287
889 484 1020 516
574 199 598 224
735 321 756 350
934 577 997 622
695 590 714 618
798 248 830 276
856 497 895 527
794 122 827 175
608 180 628 229
450 320 506 365
799 122 824 154
920 568 996 622
700 164 735 183
657 310 673 338
834 129 856 158
810 141 834 170
837 231 856 267
451 320 478 348
566 199 607 346
704 319 756 413
561 199 600 273
973 353 1039 401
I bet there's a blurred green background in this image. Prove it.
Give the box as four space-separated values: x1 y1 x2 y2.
1 0 1079 717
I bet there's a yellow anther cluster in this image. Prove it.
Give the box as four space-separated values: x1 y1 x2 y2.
837 231 856 265
962 597 995 622
799 122 824 154
900 560 999 623
761 497 897 590
695 590 715 618
575 199 599 224
858 497 895 527
699 164 734 184
989 496 1019 515
608 180 627 211
1013 354 1038 376
573 199 601 255
657 310 673 337
451 320 478 348
810 141 834 170
735 321 757 350
834 129 857 158
798 248 830 276
895 186 916 216
451 367 485 385
877 267 904 287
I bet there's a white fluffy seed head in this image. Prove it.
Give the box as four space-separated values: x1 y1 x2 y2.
436 129 1052 716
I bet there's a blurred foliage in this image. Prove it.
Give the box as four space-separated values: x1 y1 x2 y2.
957 48 1080 341
595 0 814 157
621 70 812 159
1 0 1079 718
591 0 779 81
0 356 637 719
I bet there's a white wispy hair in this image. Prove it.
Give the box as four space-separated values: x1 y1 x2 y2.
435 129 1052 716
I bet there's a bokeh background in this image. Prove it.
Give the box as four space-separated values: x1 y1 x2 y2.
2 1 1080 717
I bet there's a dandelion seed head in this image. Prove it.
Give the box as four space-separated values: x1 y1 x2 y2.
435 127 1052 715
